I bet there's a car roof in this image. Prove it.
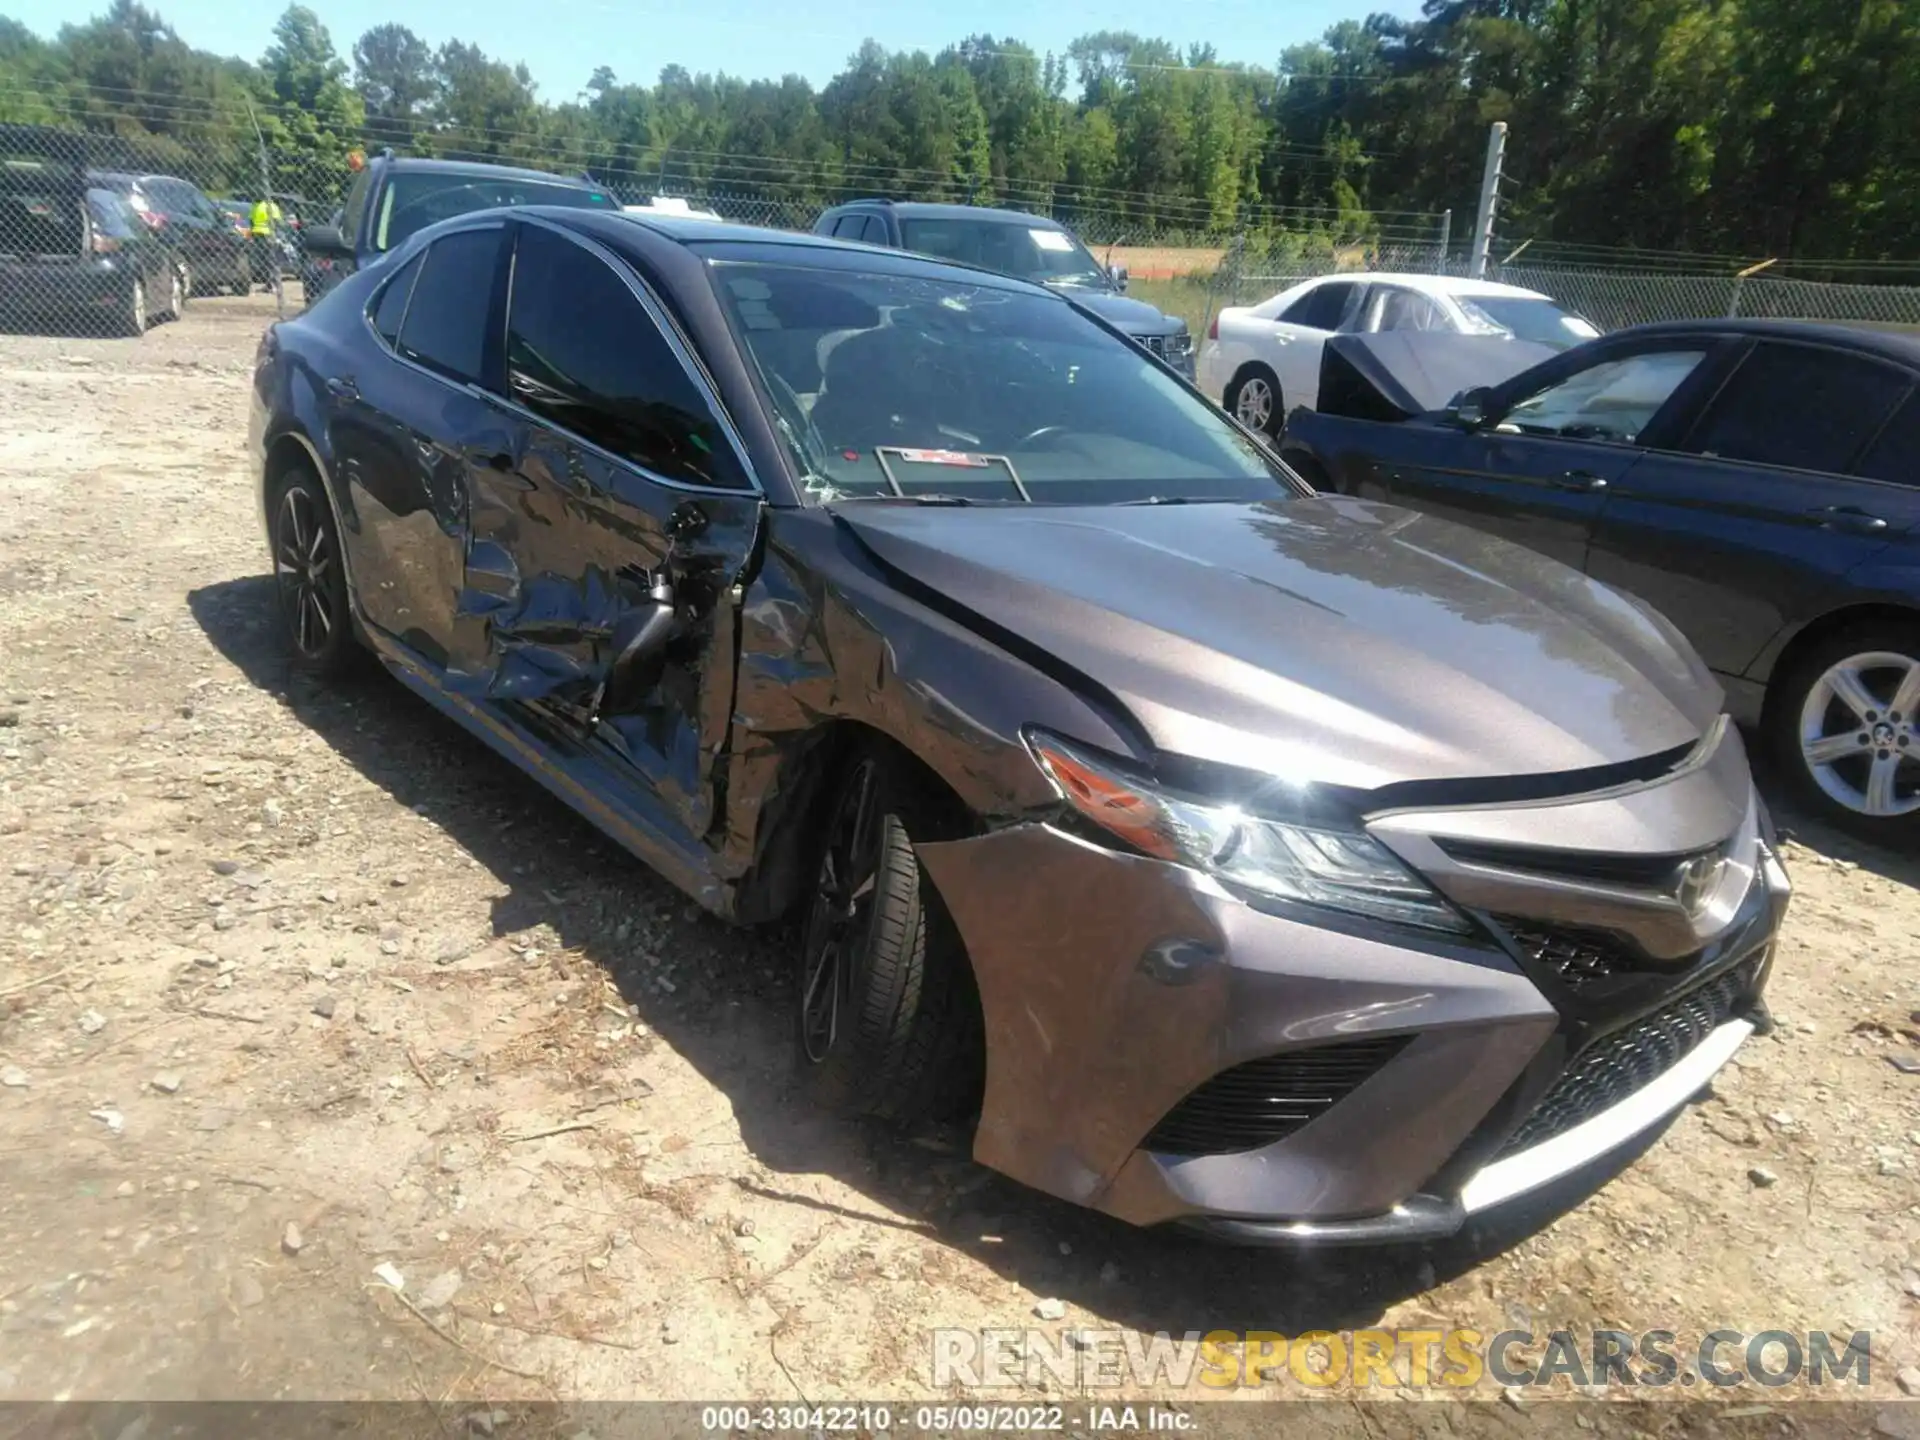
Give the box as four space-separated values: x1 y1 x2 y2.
524 206 1064 297
1602 317 1920 365
1292 272 1553 301
382 155 604 189
828 198 1067 228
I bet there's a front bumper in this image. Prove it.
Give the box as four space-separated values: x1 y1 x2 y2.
916 724 1789 1243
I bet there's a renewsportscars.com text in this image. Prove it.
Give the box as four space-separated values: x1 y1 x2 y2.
931 1328 1874 1391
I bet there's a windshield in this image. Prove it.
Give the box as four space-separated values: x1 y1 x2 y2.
1456 295 1600 350
712 260 1288 506
373 172 617 252
898 217 1111 290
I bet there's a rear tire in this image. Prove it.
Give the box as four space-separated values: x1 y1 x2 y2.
794 750 983 1124
1766 622 1920 847
159 264 185 322
120 278 148 337
269 465 356 679
1226 365 1283 441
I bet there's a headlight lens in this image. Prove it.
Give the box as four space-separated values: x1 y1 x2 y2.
1027 731 1471 935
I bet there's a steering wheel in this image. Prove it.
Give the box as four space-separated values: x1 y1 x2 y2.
1016 425 1074 448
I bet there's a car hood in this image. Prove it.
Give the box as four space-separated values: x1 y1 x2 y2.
1060 288 1184 335
832 496 1721 792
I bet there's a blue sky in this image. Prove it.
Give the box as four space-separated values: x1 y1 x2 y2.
5 0 1414 97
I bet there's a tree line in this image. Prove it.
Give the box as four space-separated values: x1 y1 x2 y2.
0 0 1915 261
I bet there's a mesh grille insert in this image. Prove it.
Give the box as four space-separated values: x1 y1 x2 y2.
1497 962 1752 1158
1500 921 1642 991
1143 1035 1410 1157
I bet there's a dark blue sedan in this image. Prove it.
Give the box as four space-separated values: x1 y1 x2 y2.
1281 319 1920 845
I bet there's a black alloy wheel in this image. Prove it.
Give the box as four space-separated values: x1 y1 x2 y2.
794 751 983 1123
271 468 354 677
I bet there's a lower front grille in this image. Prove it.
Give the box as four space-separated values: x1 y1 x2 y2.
1501 921 1639 991
1496 962 1753 1158
1143 1035 1409 1157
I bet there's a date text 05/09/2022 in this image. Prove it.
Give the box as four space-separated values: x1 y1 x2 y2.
698 1405 1195 1432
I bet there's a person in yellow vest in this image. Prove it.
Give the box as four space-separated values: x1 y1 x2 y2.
248 196 284 290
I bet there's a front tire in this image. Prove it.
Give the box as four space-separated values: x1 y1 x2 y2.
232 251 252 296
795 751 982 1123
1226 365 1283 441
160 264 185 322
269 466 355 678
1768 623 1920 846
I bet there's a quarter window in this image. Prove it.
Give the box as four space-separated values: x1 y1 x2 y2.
505 224 747 489
395 228 502 384
1504 349 1706 444
1683 343 1910 474
370 251 425 347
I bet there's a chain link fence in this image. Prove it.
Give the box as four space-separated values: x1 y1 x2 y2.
6 109 1920 342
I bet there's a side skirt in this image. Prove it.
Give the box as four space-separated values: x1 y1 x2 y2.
372 639 736 920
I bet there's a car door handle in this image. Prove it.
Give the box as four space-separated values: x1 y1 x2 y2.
1552 469 1609 492
1809 505 1889 535
324 375 357 399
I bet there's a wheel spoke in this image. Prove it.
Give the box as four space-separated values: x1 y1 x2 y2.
1826 664 1882 722
1864 752 1902 816
307 588 333 639
1804 731 1867 766
306 523 327 565
293 584 314 652
1891 661 1920 722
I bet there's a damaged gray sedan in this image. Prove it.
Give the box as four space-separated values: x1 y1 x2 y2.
248 207 1791 1244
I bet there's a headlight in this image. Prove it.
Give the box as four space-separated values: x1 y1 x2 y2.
1026 731 1471 935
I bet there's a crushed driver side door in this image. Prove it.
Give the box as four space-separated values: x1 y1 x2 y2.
450 217 762 841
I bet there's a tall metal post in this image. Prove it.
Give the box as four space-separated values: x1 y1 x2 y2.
1436 208 1452 275
1468 122 1507 280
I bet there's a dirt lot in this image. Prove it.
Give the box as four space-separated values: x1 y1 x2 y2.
1 296 1919 1427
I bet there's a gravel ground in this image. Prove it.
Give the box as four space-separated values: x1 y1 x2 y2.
0 297 1917 1428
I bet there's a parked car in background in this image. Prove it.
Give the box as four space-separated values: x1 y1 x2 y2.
249 206 1788 1245
1200 273 1598 438
0 155 181 335
624 195 723 221
87 170 250 297
812 199 1196 378
1282 318 1920 844
297 150 620 303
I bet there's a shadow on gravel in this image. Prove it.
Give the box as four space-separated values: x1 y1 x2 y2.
190 572 1708 1342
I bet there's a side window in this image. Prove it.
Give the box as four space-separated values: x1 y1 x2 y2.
1280 281 1355 331
860 215 889 245
1367 288 1443 333
369 251 425 347
831 214 865 240
339 167 372 246
1855 389 1920 485
395 228 502 383
1504 349 1707 444
1683 343 1910 474
505 224 748 489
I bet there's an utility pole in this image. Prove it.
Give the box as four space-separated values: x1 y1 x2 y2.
1467 121 1507 280
1436 208 1452 276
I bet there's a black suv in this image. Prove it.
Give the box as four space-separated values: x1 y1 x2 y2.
813 199 1194 377
300 152 620 303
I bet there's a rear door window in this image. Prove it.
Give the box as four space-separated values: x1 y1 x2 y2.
395 228 504 383
1279 281 1356 331
1854 389 1920 486
859 215 889 245
1682 343 1910 474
